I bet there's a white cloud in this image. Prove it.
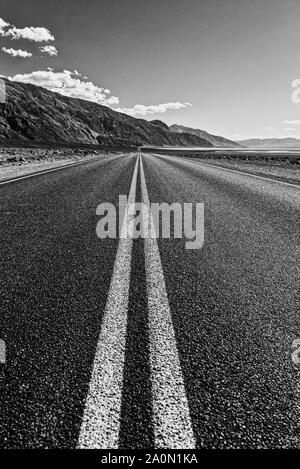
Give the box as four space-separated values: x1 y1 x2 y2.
6 26 54 42
284 127 296 132
291 79 300 104
265 126 275 131
0 17 10 31
282 119 300 125
39 45 58 56
5 67 192 117
116 102 192 117
0 17 54 42
2 47 32 58
8 70 119 106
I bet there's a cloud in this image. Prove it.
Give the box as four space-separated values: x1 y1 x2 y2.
282 119 300 125
0 17 54 42
284 127 296 132
0 17 10 31
1 47 32 58
116 102 192 117
291 79 300 104
6 26 54 42
265 126 275 131
39 45 58 56
8 70 119 106
6 67 192 117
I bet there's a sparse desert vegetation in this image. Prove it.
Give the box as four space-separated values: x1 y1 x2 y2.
143 148 300 184
198 156 300 184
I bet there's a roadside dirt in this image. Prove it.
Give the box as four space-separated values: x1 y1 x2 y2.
198 158 300 184
0 147 121 181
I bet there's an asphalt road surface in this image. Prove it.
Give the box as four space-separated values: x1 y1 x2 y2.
0 152 299 449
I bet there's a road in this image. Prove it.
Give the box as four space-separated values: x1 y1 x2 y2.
0 151 299 449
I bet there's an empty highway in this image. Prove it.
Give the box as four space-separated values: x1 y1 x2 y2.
0 152 299 449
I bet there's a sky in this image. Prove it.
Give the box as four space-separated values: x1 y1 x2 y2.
1 0 300 140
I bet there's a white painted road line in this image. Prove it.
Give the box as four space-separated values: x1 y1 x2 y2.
140 155 196 449
152 152 300 189
0 153 128 186
78 154 139 449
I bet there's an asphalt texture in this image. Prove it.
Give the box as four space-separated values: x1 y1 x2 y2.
0 152 299 449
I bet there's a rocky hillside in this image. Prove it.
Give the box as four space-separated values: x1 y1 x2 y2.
169 124 240 147
0 79 214 147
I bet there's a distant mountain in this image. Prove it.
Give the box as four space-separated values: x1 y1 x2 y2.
0 79 214 148
237 138 300 148
169 124 241 147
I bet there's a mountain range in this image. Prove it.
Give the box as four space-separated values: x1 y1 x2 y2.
169 124 241 147
237 137 300 149
0 79 238 148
